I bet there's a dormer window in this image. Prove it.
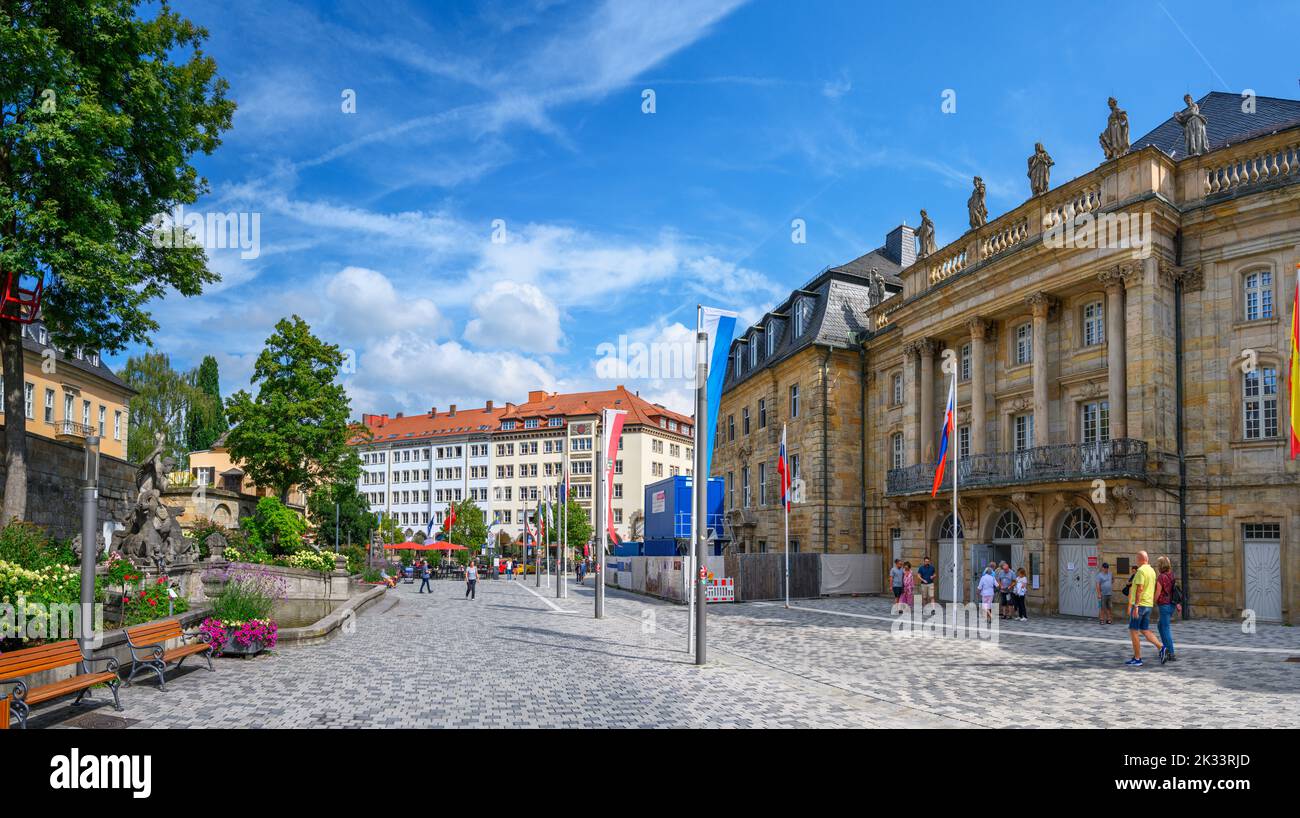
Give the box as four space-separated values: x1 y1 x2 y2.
766 320 781 357
547 417 562 427
734 345 744 376
524 418 539 429
749 335 759 368
501 420 516 431
794 297 814 337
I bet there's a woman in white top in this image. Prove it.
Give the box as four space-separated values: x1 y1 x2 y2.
1013 568 1029 621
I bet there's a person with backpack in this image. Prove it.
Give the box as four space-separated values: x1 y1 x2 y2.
1155 555 1181 662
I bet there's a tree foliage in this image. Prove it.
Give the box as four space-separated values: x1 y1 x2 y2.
444 498 489 564
238 496 306 556
0 0 234 521
223 316 360 503
122 351 220 465
306 480 376 549
185 355 227 452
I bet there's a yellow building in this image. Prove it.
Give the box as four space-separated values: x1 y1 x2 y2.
0 320 133 460
168 430 307 530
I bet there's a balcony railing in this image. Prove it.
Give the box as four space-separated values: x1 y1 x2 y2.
55 420 95 441
885 438 1148 496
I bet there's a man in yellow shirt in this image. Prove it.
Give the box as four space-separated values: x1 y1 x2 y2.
1126 550 1165 666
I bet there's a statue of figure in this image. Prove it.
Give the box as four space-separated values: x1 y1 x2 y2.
1099 96 1130 160
968 176 987 229
114 433 190 571
71 531 106 563
1173 94 1209 157
1027 143 1054 196
204 531 228 561
867 267 885 304
916 209 937 258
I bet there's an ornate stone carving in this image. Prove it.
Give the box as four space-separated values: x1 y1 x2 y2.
1096 266 1126 292
1108 484 1140 524
1080 381 1106 399
966 316 991 340
914 337 938 358
1010 491 1040 529
71 531 106 563
204 531 228 562
1025 291 1058 318
968 176 987 229
110 435 195 573
867 266 886 305
1099 97 1130 160
1027 143 1054 196
916 209 937 258
1158 261 1204 292
1173 94 1209 157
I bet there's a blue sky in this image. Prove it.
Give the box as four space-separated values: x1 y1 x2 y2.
128 0 1300 416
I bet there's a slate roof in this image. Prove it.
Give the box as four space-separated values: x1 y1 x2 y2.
19 320 134 393
723 264 901 394
828 246 905 288
1131 92 1300 158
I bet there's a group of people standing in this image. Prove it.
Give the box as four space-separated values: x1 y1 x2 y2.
889 549 1185 667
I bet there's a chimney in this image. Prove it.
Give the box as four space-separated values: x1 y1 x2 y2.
528 390 545 403
428 406 437 418
485 400 494 411
505 402 515 411
449 404 457 417
885 224 916 269
395 412 403 419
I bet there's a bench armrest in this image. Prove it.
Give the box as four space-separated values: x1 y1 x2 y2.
0 678 30 701
126 640 166 663
180 630 213 647
79 653 121 674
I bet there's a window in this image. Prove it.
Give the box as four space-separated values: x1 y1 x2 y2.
728 414 735 442
790 384 800 418
501 420 516 430
794 297 814 336
891 433 904 469
524 418 539 428
734 346 744 376
958 425 970 460
758 398 767 429
548 417 562 427
1013 413 1034 451
790 452 800 481
1081 400 1110 444
98 405 106 437
1014 323 1032 365
892 372 903 406
614 459 623 474
742 466 751 507
1244 270 1273 321
1059 508 1099 540
960 343 971 382
728 471 735 508
742 407 750 435
43 388 54 423
766 320 780 356
114 411 122 440
1243 367 1279 439
24 383 33 419
1083 300 1105 346
613 483 623 499
758 463 767 506
749 335 758 368
1243 522 1281 541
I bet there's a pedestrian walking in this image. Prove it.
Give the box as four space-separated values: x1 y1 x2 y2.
977 567 998 625
418 559 432 594
506 558 514 581
996 561 1015 619
890 558 905 603
1155 555 1181 663
900 562 915 608
1096 562 1114 624
465 561 478 599
918 555 936 609
1126 550 1164 666
1013 567 1028 620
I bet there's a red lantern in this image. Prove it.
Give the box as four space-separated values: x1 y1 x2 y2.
0 267 45 324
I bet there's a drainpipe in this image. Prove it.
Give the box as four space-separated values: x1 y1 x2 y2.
821 346 832 553
1174 229 1190 620
860 338 868 554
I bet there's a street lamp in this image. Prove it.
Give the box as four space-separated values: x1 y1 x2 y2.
79 434 101 653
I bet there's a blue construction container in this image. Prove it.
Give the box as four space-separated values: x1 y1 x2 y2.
643 476 725 543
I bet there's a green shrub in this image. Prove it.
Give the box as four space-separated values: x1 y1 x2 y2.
0 521 72 570
187 516 246 560
207 564 287 623
238 497 307 556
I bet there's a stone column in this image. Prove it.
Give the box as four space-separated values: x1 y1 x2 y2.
1025 293 1056 447
918 338 937 462
904 342 921 465
1099 268 1128 440
966 318 990 454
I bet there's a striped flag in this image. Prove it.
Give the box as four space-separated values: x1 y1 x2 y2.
776 423 791 512
603 408 627 545
931 377 956 497
1290 268 1299 459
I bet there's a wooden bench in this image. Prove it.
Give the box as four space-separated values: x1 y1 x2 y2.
123 620 213 691
0 640 122 729
1 696 8 729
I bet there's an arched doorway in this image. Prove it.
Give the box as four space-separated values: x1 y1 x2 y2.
1057 507 1100 617
935 513 965 603
992 509 1026 575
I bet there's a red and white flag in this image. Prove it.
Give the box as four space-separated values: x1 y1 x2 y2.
602 408 627 545
776 423 791 512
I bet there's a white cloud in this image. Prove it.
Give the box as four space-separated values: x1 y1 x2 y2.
463 280 562 352
324 266 442 341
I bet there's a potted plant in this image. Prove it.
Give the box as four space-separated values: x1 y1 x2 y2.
199 564 286 657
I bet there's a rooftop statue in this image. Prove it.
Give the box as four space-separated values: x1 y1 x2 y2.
968 176 987 229
1099 96 1130 160
1173 94 1209 157
916 209 937 258
1028 143 1054 196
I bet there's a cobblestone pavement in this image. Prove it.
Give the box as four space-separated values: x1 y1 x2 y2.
30 577 1299 729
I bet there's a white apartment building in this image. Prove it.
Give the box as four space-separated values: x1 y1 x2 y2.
352 386 695 545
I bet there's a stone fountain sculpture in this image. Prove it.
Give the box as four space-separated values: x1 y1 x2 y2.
111 436 195 573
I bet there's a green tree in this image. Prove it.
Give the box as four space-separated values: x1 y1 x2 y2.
185 355 227 452
122 351 215 465
239 496 307 556
377 513 404 545
306 481 376 549
444 498 489 565
547 499 592 550
0 1 234 522
223 316 359 503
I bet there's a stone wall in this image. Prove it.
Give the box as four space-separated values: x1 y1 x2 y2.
0 429 137 541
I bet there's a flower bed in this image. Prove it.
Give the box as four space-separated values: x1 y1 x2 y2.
198 617 277 656
201 563 286 656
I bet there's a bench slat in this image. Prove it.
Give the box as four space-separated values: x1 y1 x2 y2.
127 622 184 644
0 697 8 729
0 640 85 677
24 671 118 705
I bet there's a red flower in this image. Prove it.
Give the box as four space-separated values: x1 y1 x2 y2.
148 598 157 607
123 596 130 604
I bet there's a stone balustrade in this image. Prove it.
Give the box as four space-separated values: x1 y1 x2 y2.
1201 136 1300 196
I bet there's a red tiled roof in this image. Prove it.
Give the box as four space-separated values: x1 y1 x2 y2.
352 405 504 445
497 385 693 430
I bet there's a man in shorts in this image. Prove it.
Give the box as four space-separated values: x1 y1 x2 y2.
1126 551 1164 666
890 559 905 604
995 561 1015 620
1096 561 1114 624
917 556 936 607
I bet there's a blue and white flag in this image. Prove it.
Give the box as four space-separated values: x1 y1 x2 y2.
699 305 738 480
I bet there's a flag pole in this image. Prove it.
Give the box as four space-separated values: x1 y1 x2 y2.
950 374 959 638
694 322 709 665
688 305 701 654
783 423 790 610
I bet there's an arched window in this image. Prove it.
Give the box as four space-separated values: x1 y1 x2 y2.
1014 322 1032 365
1058 507 1099 540
939 513 964 540
993 509 1024 540
1082 300 1105 346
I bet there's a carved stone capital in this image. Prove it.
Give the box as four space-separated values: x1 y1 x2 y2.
1025 291 1058 318
914 337 939 358
1157 260 1202 292
966 316 992 341
1097 266 1126 292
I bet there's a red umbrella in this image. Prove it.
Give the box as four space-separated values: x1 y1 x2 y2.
425 542 467 551
382 542 446 551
